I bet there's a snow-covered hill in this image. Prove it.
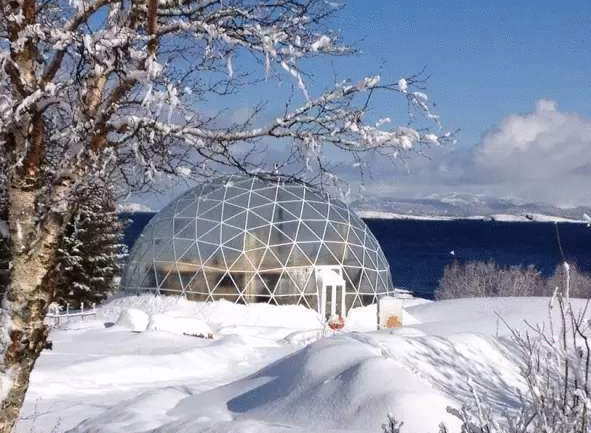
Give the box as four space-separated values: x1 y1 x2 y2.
16 295 591 433
354 194 591 223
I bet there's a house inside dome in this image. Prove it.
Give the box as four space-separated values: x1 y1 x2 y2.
122 176 394 318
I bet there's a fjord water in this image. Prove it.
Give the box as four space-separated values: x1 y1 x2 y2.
365 219 591 299
122 213 591 300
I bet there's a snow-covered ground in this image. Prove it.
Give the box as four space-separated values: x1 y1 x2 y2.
355 209 588 223
15 295 591 433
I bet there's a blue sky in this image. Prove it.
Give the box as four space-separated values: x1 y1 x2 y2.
321 0 591 207
132 0 591 210
338 0 591 146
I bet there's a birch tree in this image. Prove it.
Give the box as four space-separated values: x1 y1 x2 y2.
0 0 445 429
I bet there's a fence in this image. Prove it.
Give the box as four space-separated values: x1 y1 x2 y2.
45 303 97 327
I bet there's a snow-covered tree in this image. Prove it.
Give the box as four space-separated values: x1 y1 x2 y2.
54 180 126 308
0 0 445 429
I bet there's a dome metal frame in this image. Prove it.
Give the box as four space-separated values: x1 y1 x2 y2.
123 176 394 317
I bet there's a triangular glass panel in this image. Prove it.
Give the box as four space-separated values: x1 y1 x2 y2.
174 200 197 218
286 267 313 293
250 185 278 203
244 211 268 232
342 267 358 288
196 219 217 240
175 220 195 240
308 201 329 219
220 203 244 222
153 240 175 261
225 211 247 231
272 221 297 241
249 203 274 224
364 269 378 290
272 204 293 225
195 242 215 265
159 271 183 292
300 203 324 221
256 286 275 304
285 185 307 200
323 222 345 243
199 224 222 247
277 200 303 221
269 244 290 267
201 247 225 271
296 222 321 243
298 241 320 265
363 249 378 270
184 274 208 299
225 190 250 209
229 252 257 272
297 294 313 310
152 266 169 287
349 227 366 247
238 272 263 302
302 220 326 240
222 231 244 252
285 244 314 267
219 223 242 245
198 200 223 221
205 188 226 203
172 238 194 260
324 241 346 263
242 231 268 253
260 249 283 271
327 204 349 224
178 243 200 264
350 294 363 309
329 222 349 242
220 245 241 266
315 243 340 266
151 218 173 239
268 225 294 247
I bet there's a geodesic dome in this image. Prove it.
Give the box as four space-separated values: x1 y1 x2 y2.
122 176 394 317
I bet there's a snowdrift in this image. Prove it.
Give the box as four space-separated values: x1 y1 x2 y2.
16 295 591 433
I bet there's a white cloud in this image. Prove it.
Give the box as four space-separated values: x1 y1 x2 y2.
473 99 591 205
360 100 591 207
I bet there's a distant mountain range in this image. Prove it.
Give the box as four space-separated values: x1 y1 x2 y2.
352 194 591 223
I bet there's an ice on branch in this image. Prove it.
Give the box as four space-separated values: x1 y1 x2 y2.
363 75 381 88
413 91 428 101
311 35 332 52
397 78 408 93
175 166 191 177
424 133 439 144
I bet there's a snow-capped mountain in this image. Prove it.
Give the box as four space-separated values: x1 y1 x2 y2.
353 193 591 222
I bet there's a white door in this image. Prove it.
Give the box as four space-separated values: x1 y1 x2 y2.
316 266 346 320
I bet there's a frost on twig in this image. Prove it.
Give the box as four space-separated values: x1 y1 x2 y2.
441 294 591 433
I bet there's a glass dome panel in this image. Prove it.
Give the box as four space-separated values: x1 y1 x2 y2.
122 175 394 317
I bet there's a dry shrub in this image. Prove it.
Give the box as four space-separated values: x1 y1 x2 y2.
546 263 591 299
435 260 547 300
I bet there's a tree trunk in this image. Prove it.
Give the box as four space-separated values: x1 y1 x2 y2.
0 185 62 432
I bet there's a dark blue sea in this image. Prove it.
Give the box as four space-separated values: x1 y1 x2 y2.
122 213 591 300
364 219 591 299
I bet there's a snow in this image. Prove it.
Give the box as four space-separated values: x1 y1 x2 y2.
354 209 589 223
311 35 331 52
15 295 591 433
116 308 150 332
116 202 154 213
397 78 408 93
